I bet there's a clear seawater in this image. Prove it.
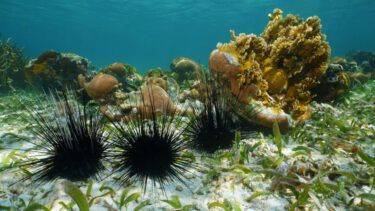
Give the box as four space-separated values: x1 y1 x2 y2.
1 0 375 72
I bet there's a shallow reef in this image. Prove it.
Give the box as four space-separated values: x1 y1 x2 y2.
1 8 375 211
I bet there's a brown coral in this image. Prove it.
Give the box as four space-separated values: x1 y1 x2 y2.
116 85 187 122
209 8 331 130
78 73 118 103
101 62 135 78
146 77 168 91
25 50 93 88
170 57 201 82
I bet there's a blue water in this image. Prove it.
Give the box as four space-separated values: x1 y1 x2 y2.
1 0 375 72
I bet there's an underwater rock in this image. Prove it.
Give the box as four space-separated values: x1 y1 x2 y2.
25 50 94 89
0 35 28 91
208 8 330 131
312 64 350 102
170 57 201 82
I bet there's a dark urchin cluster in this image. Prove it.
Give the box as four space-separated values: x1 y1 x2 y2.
20 91 110 183
110 93 192 192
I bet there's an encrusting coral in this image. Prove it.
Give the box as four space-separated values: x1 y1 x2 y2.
209 8 330 131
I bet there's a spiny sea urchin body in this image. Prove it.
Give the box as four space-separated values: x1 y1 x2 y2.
110 89 192 192
20 91 110 183
185 85 236 153
184 75 258 153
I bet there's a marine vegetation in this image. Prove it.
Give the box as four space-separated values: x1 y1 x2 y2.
0 34 28 91
17 91 110 183
109 89 193 193
209 8 330 131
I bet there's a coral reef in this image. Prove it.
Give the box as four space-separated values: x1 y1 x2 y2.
170 57 201 82
209 9 330 130
146 77 168 91
0 35 28 91
145 67 180 98
144 67 171 79
100 62 135 78
178 80 209 102
330 55 372 86
99 62 141 92
312 64 350 102
115 85 187 122
347 50 375 74
25 50 94 89
349 72 371 84
331 57 360 72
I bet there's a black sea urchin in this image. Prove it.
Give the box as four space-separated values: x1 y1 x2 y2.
184 84 235 153
184 76 257 153
20 91 110 183
109 88 192 193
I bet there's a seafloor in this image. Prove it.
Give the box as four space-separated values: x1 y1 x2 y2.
0 80 374 210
